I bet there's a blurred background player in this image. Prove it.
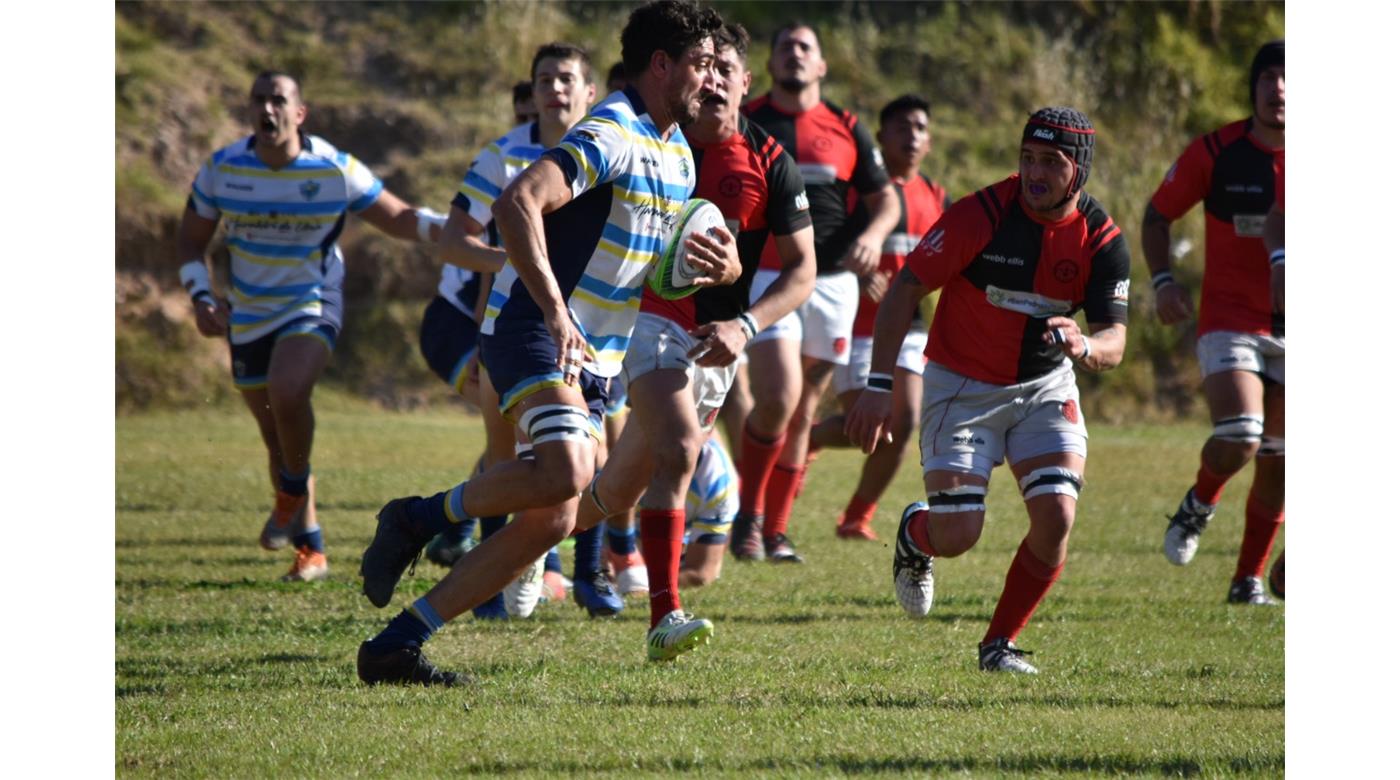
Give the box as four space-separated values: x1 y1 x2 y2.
807 94 950 541
847 107 1131 674
606 61 628 93
424 42 601 619
735 21 899 563
512 80 539 126
568 20 812 659
679 434 740 587
177 71 447 583
356 0 727 686
1143 41 1284 606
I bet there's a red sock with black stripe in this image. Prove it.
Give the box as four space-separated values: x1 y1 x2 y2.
983 540 1064 644
639 508 685 628
1234 489 1284 580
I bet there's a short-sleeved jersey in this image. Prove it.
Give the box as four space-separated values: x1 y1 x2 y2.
641 116 812 330
481 87 696 378
852 173 950 337
188 134 383 344
743 95 889 274
905 175 1131 385
443 121 546 318
686 437 738 525
1150 118 1283 336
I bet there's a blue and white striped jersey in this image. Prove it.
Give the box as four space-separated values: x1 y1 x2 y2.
482 87 696 378
188 134 383 344
687 437 738 526
442 122 546 317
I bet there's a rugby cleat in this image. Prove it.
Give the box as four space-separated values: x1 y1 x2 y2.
356 642 465 687
280 547 328 583
425 528 475 568
1227 576 1278 606
503 555 546 618
763 533 805 563
836 519 878 541
360 497 430 608
729 513 765 561
573 570 624 617
893 502 934 618
978 638 1039 674
1163 489 1214 566
646 609 715 662
259 491 307 551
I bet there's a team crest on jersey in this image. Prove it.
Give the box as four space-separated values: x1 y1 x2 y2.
719 174 743 198
679 157 691 180
299 180 321 201
920 228 945 254
1062 399 1079 424
1053 259 1078 283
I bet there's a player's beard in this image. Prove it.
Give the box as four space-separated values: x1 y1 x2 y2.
670 90 702 128
777 76 806 93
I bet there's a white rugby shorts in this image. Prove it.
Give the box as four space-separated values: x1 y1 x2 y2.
919 361 1087 481
833 331 929 395
1196 331 1285 384
748 269 859 365
621 312 738 431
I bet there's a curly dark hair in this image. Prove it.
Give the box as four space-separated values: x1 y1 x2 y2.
620 0 723 79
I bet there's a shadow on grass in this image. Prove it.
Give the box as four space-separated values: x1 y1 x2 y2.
452 752 1282 775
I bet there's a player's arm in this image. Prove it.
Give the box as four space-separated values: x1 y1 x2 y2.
1264 203 1284 314
492 156 582 379
356 189 447 245
842 184 900 277
845 266 928 454
1140 203 1192 324
175 205 228 338
439 206 507 273
690 225 816 368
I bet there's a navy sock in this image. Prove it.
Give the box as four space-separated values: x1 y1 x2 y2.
292 528 324 553
365 597 444 652
278 466 310 497
606 524 638 556
573 524 604 579
544 547 562 574
406 493 454 539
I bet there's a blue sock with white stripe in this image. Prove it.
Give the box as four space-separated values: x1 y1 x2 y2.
365 597 445 652
606 524 638 556
573 524 605 579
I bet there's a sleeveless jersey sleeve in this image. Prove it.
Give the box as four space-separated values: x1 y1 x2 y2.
904 194 995 292
542 114 631 198
765 146 813 237
339 152 384 213
453 139 507 226
1149 136 1213 221
849 117 891 196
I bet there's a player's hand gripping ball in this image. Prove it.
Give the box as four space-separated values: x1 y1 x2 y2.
648 198 726 300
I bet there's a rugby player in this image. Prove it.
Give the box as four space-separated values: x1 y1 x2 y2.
807 94 951 541
512 80 538 126
847 107 1131 674
355 0 731 686
177 71 448 583
734 21 899 563
1143 41 1284 606
568 21 815 659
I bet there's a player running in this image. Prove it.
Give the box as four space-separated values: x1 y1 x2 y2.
847 107 1131 674
566 21 815 660
733 22 899 563
176 71 448 583
1143 41 1284 606
807 94 951 541
355 0 731 687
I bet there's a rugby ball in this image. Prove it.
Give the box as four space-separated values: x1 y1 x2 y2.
649 198 725 300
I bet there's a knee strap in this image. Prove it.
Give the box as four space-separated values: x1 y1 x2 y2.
927 484 987 514
515 442 535 461
1212 414 1265 443
1018 467 1083 501
586 474 616 518
519 404 594 447
1257 435 1284 457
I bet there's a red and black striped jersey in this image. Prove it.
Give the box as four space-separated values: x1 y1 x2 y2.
906 175 1131 385
852 173 950 337
1151 118 1283 336
743 94 889 274
641 116 812 329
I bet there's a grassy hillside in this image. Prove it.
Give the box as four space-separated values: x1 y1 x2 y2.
115 0 1284 415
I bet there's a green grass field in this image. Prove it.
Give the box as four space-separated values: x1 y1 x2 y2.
116 392 1282 776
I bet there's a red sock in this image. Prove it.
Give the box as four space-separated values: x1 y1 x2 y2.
739 425 784 516
1234 490 1284 580
906 507 938 556
762 464 802 538
1192 461 1232 507
983 540 1064 645
639 508 685 628
841 495 878 529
